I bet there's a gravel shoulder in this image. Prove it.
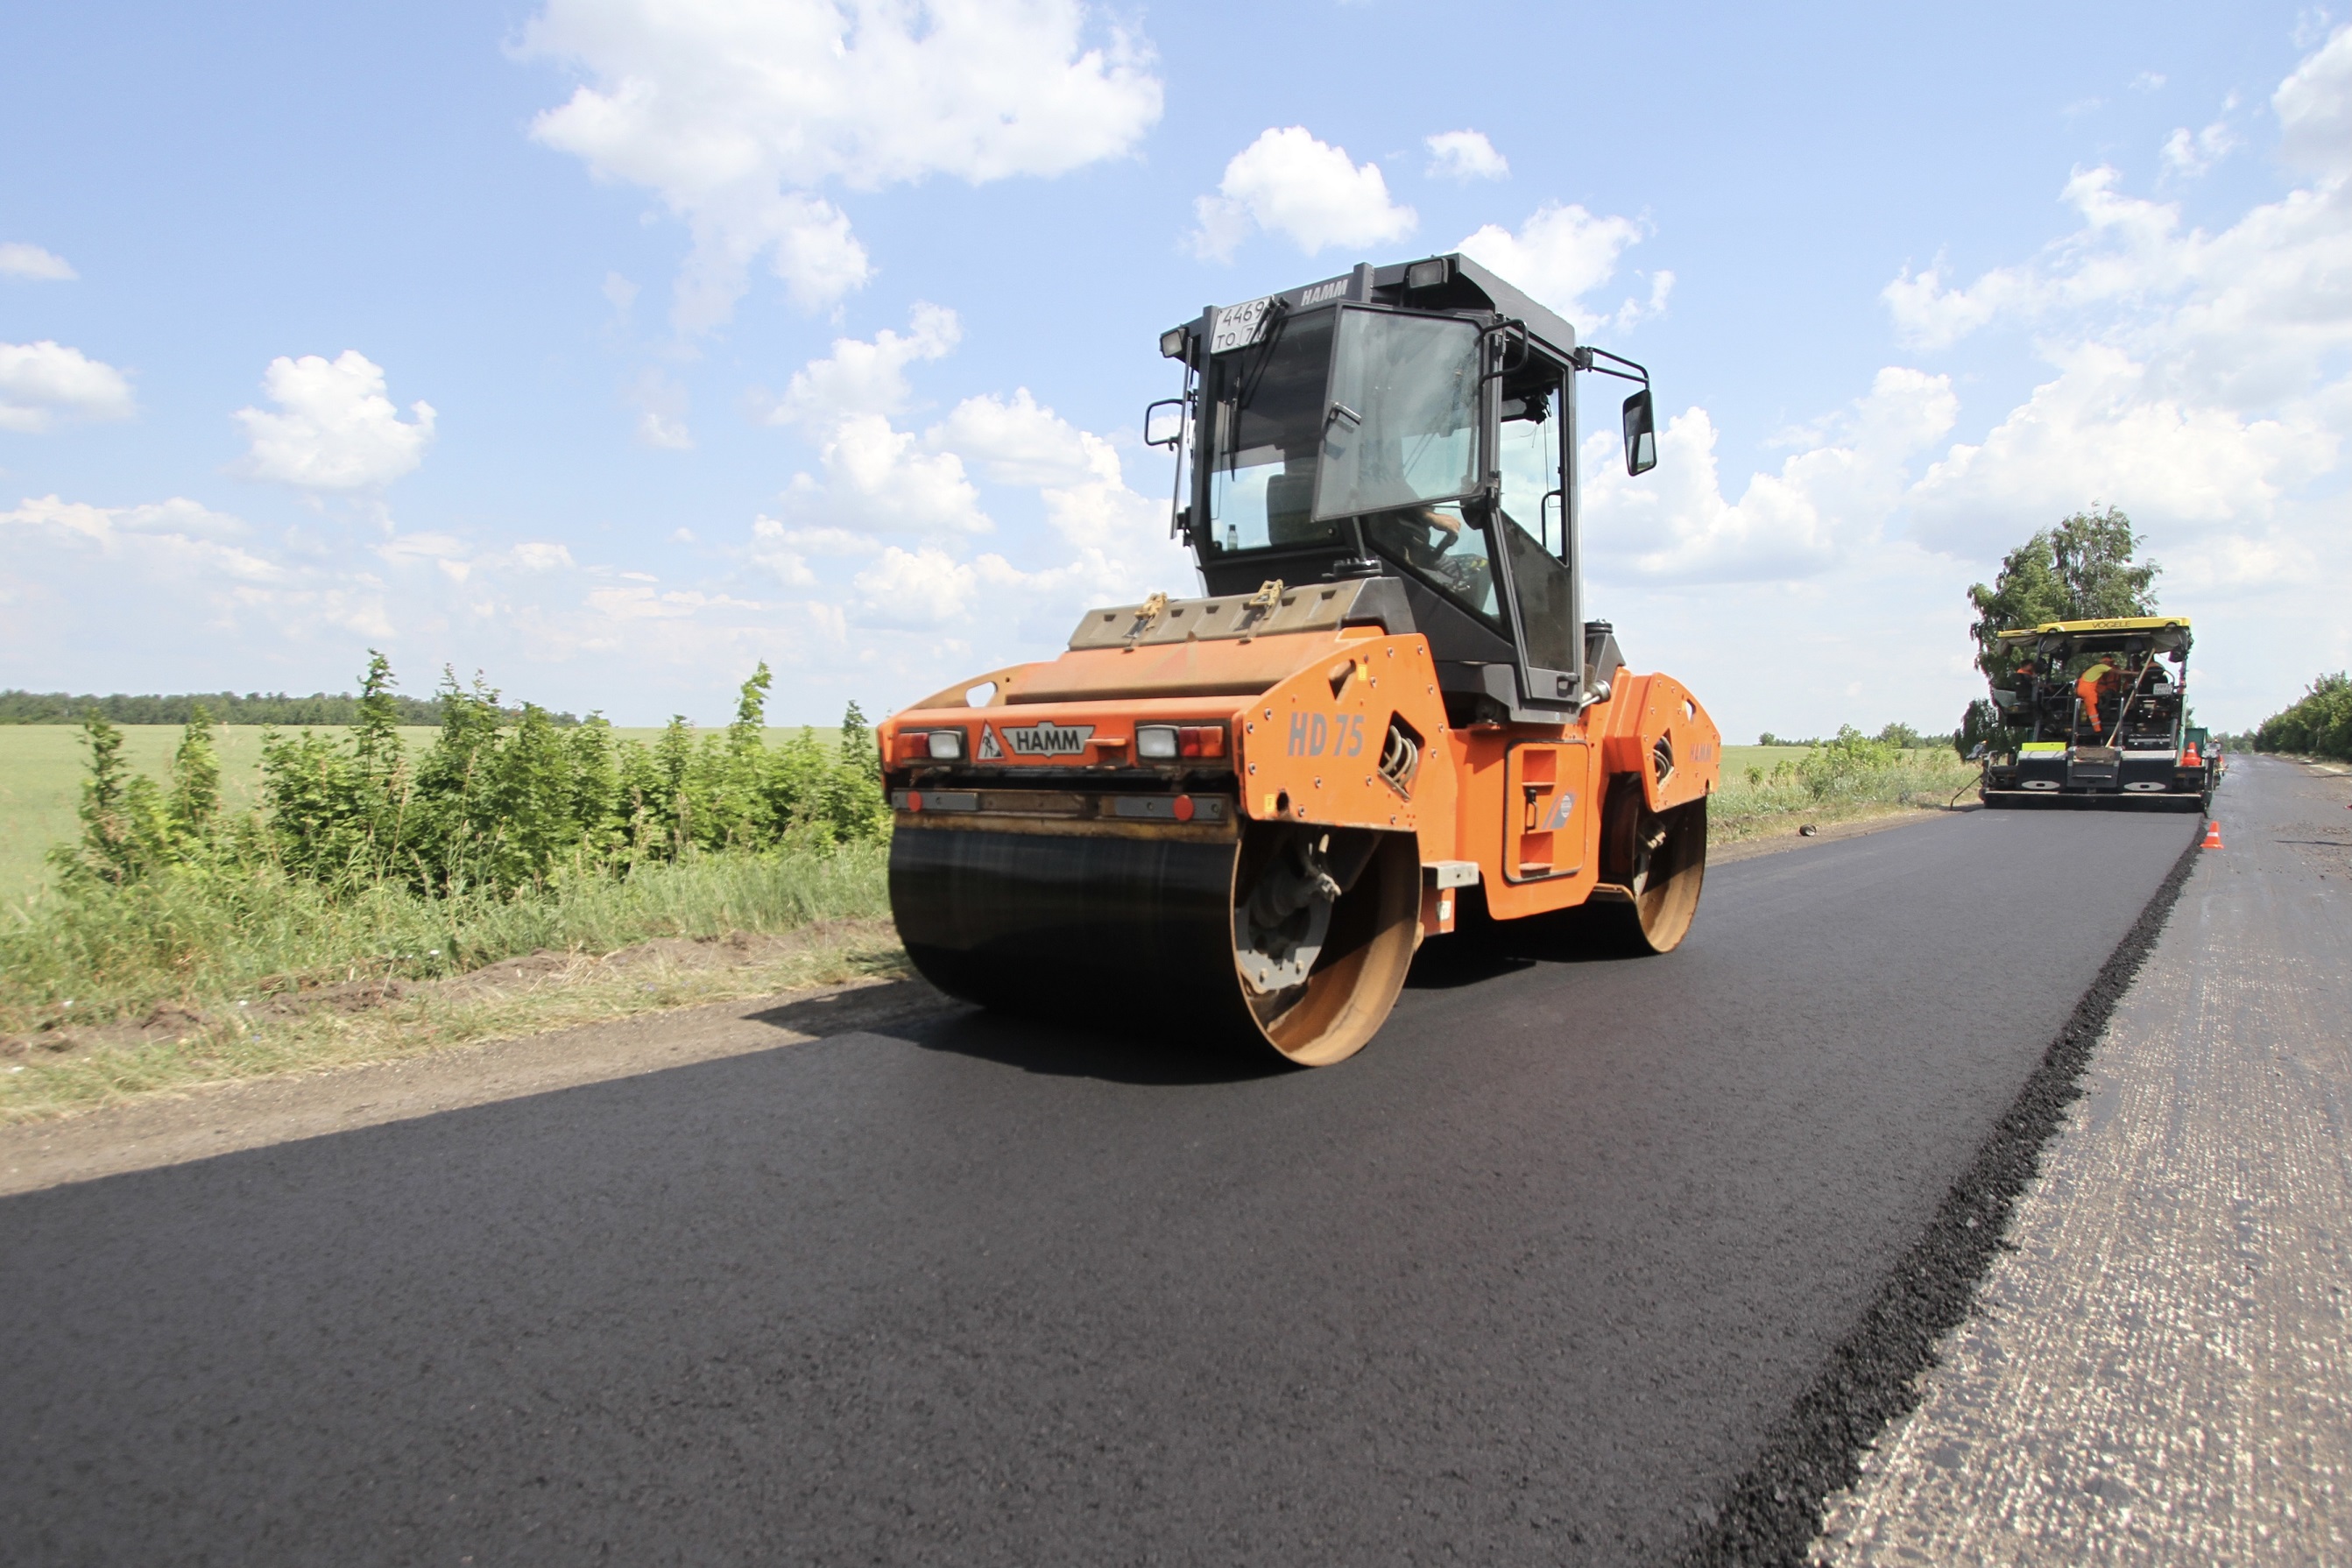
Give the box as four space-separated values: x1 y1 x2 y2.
1812 755 2352 1563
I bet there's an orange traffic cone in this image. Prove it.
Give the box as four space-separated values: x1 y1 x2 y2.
2183 742 2202 766
2200 818 2224 850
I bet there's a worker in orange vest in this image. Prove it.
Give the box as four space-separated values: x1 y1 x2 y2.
2076 660 2116 736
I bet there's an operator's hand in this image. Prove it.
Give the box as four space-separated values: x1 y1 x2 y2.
1410 505 1460 557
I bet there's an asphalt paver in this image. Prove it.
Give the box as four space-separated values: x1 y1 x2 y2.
0 804 2196 1564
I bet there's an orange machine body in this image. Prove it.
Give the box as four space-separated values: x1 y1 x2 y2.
879 608 1720 942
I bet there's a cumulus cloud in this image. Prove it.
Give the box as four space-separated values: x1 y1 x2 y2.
1583 368 1959 583
2161 106 2241 180
1424 130 1508 181
0 341 135 432
1455 202 1667 330
769 302 961 426
763 306 990 541
235 350 436 491
0 243 76 282
1190 127 1416 261
749 307 1188 633
1584 25 2348 610
2 494 281 582
2276 22 2352 177
521 0 1163 330
851 543 1023 626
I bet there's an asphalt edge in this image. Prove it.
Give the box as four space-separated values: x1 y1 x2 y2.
1676 824 2207 1567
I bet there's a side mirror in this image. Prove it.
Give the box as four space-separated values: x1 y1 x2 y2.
1144 397 1187 449
1621 388 1657 476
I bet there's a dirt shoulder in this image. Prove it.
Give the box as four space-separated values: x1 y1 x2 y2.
0 974 952 1197
1713 801 1974 863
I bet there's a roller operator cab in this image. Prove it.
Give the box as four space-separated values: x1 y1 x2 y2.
1979 618 2216 811
879 253 1720 1065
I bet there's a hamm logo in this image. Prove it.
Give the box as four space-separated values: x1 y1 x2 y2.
1001 721 1094 758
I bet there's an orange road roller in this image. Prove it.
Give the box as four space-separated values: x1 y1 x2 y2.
881 252 1720 1065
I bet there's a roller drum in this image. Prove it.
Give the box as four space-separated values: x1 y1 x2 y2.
889 822 1420 1066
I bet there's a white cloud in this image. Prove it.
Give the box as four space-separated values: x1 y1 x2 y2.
1455 201 1665 329
752 324 1189 635
629 368 693 449
2277 22 2351 177
521 0 1163 331
1905 343 2337 567
770 302 960 426
851 543 1021 626
2131 71 2167 93
0 341 135 432
1424 130 1508 181
1190 127 1416 261
929 387 1190 610
748 515 882 586
763 305 991 541
932 386 1102 487
235 350 436 491
1882 155 2352 399
2161 104 2241 180
3 495 280 581
0 243 76 282
1583 367 1959 583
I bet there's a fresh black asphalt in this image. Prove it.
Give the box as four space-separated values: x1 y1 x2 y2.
0 806 2197 1565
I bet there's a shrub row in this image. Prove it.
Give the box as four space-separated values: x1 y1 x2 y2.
2253 673 2352 761
53 655 886 898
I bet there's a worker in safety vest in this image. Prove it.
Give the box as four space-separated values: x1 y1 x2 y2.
2076 659 2116 736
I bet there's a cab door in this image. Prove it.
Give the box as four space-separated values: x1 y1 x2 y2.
1505 740 1589 881
1488 361 1580 707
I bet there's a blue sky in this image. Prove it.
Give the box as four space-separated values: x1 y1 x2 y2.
4 1 2345 734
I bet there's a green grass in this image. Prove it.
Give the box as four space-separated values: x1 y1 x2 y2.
0 842 894 1119
0 724 846 908
1712 746 1976 841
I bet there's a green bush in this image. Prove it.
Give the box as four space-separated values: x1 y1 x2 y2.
47 654 887 898
2254 673 2352 761
9 656 894 1032
1797 726 1904 800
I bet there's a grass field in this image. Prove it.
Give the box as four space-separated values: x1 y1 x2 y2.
0 724 847 908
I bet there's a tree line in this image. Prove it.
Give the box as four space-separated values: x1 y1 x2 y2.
54 654 886 900
2 687 571 727
2252 675 2351 760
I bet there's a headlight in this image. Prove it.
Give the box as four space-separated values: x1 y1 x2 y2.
926 729 964 761
1136 724 1179 759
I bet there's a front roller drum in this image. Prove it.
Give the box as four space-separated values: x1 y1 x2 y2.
889 823 1421 1067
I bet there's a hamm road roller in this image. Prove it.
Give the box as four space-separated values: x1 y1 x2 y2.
1978 617 2215 810
880 253 1720 1064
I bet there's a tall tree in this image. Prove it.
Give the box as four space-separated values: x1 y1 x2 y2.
1956 506 2161 756
1965 505 2160 681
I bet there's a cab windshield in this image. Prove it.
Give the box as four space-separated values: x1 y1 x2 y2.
1201 307 1482 557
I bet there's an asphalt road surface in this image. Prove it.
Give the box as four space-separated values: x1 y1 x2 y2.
2 805 2197 1565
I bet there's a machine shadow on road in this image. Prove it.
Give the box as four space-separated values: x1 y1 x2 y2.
1405 901 1643 991
873 1003 1295 1086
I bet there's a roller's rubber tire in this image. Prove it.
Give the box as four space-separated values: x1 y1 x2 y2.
889 822 1420 1067
1595 780 1707 955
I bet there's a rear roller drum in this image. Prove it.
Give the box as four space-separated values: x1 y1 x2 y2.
1598 780 1707 954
